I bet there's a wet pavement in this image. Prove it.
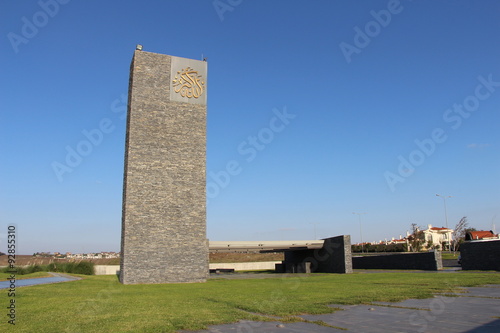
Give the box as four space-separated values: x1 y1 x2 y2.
0 272 80 289
185 285 500 333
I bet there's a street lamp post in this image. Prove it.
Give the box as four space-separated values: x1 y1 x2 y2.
435 194 452 229
436 194 452 251
310 222 319 239
353 212 367 253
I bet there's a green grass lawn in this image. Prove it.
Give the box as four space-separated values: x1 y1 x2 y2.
6 272 500 332
441 252 460 260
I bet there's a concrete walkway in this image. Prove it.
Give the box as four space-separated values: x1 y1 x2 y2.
185 285 500 333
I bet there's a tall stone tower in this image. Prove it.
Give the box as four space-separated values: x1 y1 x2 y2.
120 49 208 284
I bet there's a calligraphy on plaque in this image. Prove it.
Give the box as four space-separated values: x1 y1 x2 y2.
172 67 205 99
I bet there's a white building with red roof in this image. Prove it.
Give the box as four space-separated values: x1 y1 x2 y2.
422 224 453 250
465 230 499 241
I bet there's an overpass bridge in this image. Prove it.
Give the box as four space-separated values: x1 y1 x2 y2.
210 236 352 274
209 240 324 253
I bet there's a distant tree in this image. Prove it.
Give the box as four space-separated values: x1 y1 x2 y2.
351 245 360 253
463 227 477 235
377 244 387 252
456 227 478 248
408 223 424 252
452 217 470 251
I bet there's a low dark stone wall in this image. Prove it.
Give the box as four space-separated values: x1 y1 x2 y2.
282 235 353 274
352 252 442 271
460 240 500 271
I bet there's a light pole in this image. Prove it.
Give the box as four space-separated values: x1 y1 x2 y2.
436 194 452 251
310 222 319 239
353 212 367 253
435 194 452 229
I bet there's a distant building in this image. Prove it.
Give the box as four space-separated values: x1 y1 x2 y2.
465 230 500 241
422 224 453 250
389 236 408 245
33 251 120 259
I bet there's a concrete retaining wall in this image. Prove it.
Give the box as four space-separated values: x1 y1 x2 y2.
95 262 279 275
209 261 280 271
460 240 500 271
94 265 120 275
352 252 442 271
282 235 352 274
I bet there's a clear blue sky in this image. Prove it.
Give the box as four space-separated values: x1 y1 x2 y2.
1 0 499 254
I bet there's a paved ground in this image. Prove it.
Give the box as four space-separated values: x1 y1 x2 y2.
184 285 500 333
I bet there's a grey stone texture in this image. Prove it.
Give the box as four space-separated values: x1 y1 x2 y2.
282 235 353 274
352 251 443 271
120 50 208 284
460 240 500 271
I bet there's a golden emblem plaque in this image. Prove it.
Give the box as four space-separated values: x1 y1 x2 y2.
172 67 205 99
